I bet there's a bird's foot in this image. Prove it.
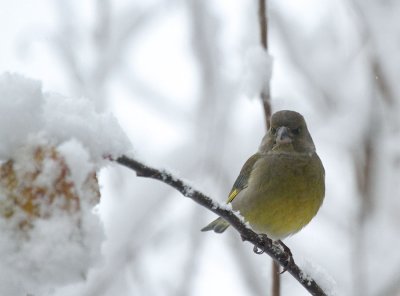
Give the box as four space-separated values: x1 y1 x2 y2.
275 240 294 274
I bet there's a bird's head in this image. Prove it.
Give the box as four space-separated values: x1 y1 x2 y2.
259 110 316 154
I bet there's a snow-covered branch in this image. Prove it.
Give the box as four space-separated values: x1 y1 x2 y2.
116 155 328 296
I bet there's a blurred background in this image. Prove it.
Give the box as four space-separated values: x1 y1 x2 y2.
2 0 400 295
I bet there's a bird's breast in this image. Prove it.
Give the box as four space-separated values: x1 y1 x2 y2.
231 152 325 239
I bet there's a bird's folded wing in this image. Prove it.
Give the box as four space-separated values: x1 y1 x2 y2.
227 153 260 203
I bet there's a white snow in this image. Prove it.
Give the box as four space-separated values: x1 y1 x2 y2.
219 202 233 211
0 72 131 295
58 139 94 194
0 209 104 296
42 93 131 164
0 73 43 158
298 258 338 296
0 72 131 163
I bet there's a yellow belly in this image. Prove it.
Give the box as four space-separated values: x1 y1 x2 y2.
231 152 324 239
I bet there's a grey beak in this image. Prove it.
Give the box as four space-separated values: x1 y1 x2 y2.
276 126 292 144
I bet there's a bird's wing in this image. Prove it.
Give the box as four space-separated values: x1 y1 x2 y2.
227 153 260 203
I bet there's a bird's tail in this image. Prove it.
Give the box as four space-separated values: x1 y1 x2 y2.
201 217 230 233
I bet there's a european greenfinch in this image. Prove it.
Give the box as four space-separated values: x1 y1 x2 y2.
202 110 325 240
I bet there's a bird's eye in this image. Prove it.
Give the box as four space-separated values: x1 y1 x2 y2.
292 127 301 135
270 127 277 135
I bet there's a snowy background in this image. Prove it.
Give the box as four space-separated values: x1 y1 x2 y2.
1 0 400 295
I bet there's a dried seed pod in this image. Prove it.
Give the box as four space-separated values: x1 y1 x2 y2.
0 144 100 229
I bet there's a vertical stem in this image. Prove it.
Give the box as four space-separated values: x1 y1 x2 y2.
258 0 272 130
258 0 268 49
259 0 278 295
272 261 281 296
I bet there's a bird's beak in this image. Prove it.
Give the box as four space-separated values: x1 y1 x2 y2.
276 127 292 144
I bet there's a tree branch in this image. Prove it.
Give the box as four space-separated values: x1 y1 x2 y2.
115 155 328 296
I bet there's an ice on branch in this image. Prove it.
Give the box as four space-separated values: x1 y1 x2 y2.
0 72 131 295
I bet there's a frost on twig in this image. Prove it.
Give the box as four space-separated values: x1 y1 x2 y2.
116 155 328 296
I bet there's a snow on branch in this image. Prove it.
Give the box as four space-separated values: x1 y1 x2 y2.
116 155 328 296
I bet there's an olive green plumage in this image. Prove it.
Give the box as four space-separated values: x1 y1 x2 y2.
201 110 325 240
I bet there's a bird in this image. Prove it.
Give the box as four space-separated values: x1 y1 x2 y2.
201 110 325 242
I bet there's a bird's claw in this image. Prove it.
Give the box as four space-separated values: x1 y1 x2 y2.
276 240 294 274
250 235 294 274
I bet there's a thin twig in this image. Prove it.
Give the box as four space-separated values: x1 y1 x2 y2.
258 0 268 49
115 155 328 296
272 261 281 296
258 0 272 130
